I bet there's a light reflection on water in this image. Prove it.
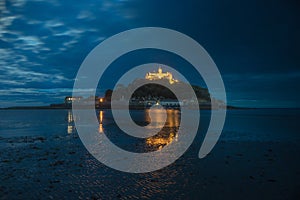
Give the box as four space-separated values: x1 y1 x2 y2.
71 109 182 151
144 109 180 150
67 109 181 151
1 109 300 199
98 110 103 133
67 110 74 134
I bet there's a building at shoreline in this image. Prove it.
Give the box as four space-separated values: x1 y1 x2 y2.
65 96 83 105
145 67 179 84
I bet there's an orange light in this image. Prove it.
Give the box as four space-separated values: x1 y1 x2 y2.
99 111 103 124
99 111 103 133
99 98 103 103
99 124 103 133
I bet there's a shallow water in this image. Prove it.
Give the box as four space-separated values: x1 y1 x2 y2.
0 109 299 199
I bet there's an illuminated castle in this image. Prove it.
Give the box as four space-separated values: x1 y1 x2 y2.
145 67 179 84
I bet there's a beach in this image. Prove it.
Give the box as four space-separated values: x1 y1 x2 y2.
0 109 299 199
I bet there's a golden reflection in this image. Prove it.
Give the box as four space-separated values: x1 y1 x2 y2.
99 124 103 133
144 108 167 129
146 132 176 150
67 125 73 134
99 110 103 124
98 111 104 133
67 110 74 134
165 109 180 127
68 110 73 122
144 109 180 128
145 109 180 149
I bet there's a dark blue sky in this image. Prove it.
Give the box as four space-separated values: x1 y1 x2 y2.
0 0 299 108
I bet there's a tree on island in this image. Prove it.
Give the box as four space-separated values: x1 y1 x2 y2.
104 78 211 102
104 89 113 101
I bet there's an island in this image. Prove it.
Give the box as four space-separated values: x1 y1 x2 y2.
1 67 237 110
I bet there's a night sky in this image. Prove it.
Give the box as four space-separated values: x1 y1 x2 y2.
0 0 299 108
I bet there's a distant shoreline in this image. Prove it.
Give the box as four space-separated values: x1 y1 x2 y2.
0 105 293 110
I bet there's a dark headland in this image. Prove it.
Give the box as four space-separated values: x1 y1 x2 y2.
1 68 240 110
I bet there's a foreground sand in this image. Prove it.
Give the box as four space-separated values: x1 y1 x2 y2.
0 132 299 199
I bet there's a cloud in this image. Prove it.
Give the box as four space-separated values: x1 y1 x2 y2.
0 1 6 11
100 0 136 20
44 20 64 28
0 49 71 86
0 87 96 107
0 88 92 95
54 28 84 37
77 10 94 20
0 79 25 86
1 65 71 84
11 0 26 7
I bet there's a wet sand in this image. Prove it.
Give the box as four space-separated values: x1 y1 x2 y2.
1 134 299 199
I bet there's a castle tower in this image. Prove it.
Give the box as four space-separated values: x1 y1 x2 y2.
145 67 178 84
158 67 162 74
